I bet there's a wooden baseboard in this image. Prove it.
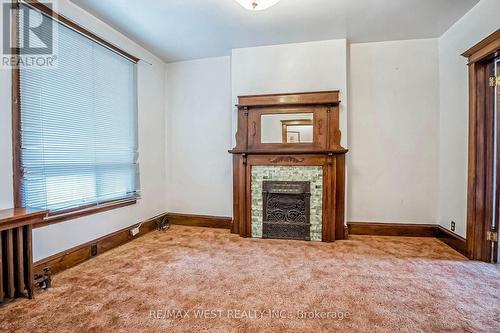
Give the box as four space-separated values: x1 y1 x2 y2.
347 221 467 256
347 222 437 237
435 225 467 256
33 213 167 275
166 213 232 229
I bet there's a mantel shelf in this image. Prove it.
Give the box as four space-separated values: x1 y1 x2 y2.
236 102 341 108
229 148 348 155
236 90 340 108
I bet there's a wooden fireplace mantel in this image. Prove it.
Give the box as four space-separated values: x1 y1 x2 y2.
229 91 348 242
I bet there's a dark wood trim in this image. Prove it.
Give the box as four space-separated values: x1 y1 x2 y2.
11 0 22 209
0 208 47 226
237 91 340 107
33 213 165 276
45 197 136 217
229 148 348 155
462 29 500 63
232 154 246 235
245 105 338 151
232 92 345 153
435 226 467 256
334 154 346 240
22 0 139 62
464 30 500 261
347 222 437 237
166 213 232 229
34 199 137 228
347 222 467 256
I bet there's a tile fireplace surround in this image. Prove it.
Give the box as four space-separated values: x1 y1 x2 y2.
251 166 323 241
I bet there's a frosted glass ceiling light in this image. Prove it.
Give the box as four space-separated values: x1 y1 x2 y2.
235 0 281 11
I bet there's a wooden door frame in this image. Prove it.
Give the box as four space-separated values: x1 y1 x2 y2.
463 29 500 261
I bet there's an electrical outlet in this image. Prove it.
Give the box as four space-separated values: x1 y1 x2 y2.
130 227 140 237
91 244 98 257
451 221 456 232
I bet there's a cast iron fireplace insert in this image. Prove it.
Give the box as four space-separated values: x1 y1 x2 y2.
262 181 311 241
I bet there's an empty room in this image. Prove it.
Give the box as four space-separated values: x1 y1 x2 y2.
0 0 499 332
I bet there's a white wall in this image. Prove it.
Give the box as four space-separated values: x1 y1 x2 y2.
169 38 443 226
348 39 440 224
438 0 500 237
165 57 232 216
0 0 167 261
231 39 348 147
164 40 348 218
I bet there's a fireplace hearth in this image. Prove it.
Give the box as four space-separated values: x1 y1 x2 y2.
262 181 311 241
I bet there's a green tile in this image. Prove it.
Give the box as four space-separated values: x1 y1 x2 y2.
251 166 323 241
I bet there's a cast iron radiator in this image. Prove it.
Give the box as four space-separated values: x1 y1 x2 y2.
0 208 46 304
1 225 33 303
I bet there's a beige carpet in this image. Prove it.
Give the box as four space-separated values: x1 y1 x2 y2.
1 225 499 332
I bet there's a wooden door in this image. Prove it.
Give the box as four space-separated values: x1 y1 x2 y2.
464 29 500 262
478 56 500 263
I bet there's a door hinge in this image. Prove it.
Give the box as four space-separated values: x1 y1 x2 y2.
489 76 500 87
486 231 498 242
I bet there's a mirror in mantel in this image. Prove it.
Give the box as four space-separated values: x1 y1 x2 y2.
261 113 313 144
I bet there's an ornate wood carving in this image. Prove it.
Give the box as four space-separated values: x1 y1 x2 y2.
229 91 348 242
268 156 305 164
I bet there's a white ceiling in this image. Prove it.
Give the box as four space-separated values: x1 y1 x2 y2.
70 0 479 63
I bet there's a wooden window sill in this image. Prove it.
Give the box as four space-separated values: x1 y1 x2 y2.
33 198 137 228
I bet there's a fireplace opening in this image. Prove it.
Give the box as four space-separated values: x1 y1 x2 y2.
262 181 311 241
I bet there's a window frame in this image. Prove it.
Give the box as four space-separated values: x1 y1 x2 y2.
11 0 140 226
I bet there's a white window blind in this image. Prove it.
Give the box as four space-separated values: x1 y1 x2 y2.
18 5 139 212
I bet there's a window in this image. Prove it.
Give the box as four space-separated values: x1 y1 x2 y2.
14 3 140 217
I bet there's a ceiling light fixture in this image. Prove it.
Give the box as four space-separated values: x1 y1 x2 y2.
235 0 281 11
